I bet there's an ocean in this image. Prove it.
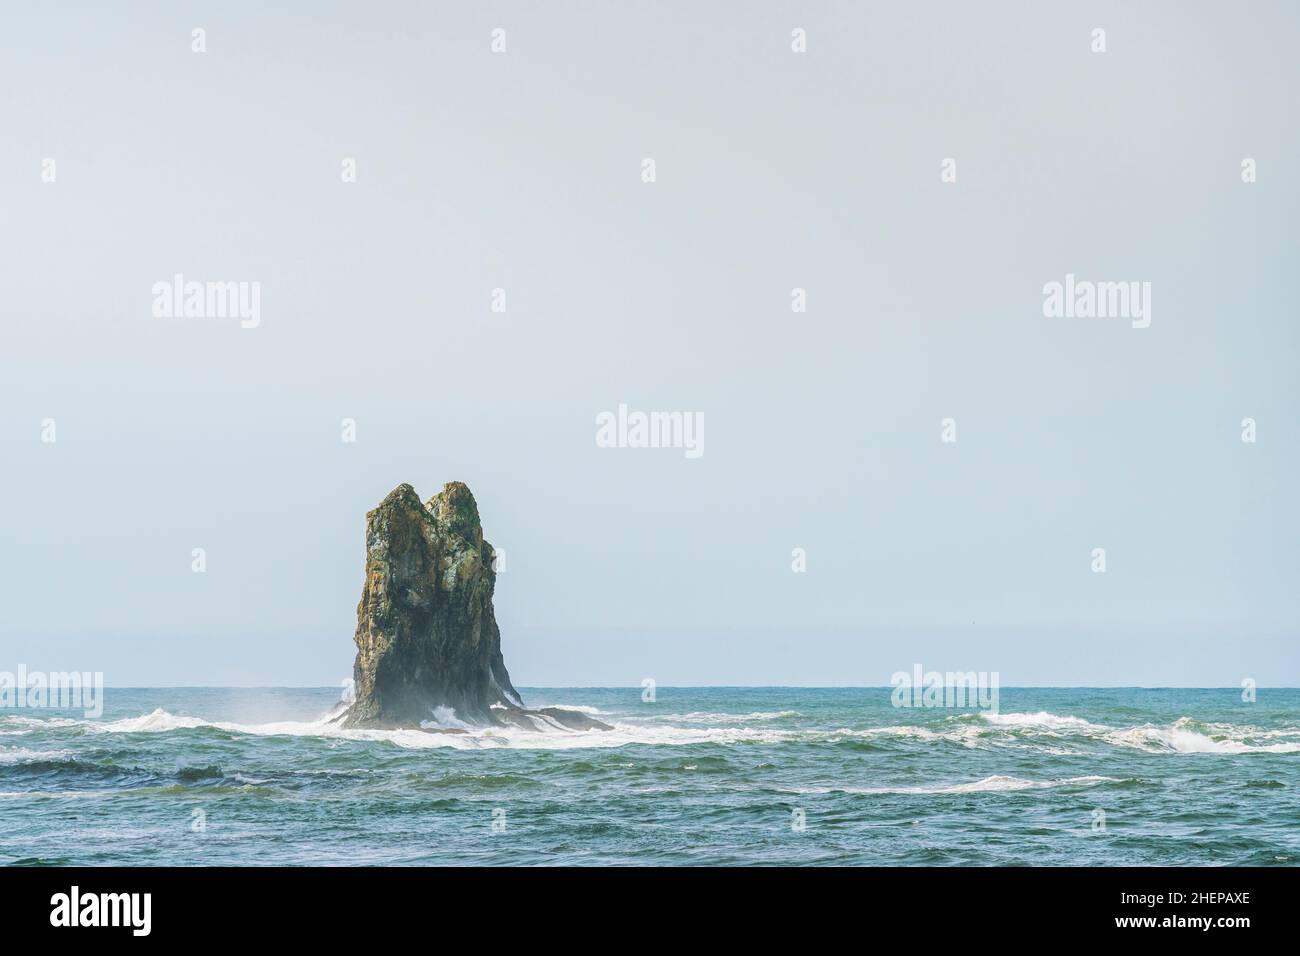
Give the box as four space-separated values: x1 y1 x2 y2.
2 687 1297 866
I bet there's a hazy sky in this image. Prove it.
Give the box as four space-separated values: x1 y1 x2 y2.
2 2 1297 686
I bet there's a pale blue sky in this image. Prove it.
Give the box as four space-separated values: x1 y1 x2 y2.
1 2 1297 686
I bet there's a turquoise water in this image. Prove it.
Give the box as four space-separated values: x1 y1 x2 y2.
2 687 1297 866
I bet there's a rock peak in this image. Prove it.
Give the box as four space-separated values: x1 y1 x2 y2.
425 480 482 545
379 482 423 511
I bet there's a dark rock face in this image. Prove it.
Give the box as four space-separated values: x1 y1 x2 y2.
343 482 519 727
342 482 609 733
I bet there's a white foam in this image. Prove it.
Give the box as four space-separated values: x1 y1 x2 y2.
1105 718 1300 754
97 709 209 733
831 724 993 749
0 715 85 731
789 774 1119 795
420 706 472 730
13 705 1300 756
662 710 801 723
539 704 607 716
230 773 271 785
44 707 794 751
979 711 1107 733
0 747 73 764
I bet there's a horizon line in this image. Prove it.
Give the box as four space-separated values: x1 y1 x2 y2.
76 684 1293 691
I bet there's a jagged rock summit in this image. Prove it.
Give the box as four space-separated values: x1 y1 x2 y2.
340 481 609 733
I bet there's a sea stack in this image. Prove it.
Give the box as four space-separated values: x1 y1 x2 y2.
342 482 607 732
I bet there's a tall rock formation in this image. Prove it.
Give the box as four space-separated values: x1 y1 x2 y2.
343 482 518 727
342 482 607 732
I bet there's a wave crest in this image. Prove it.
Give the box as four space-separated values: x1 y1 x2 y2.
4 706 1298 755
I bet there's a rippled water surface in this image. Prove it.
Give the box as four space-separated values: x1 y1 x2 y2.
2 688 1297 865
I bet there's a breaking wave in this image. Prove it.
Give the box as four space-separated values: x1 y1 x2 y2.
2 708 1298 755
1103 719 1300 754
976 712 1300 754
2 707 800 751
979 711 1105 733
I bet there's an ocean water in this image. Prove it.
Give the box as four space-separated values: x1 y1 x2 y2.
2 687 1297 866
